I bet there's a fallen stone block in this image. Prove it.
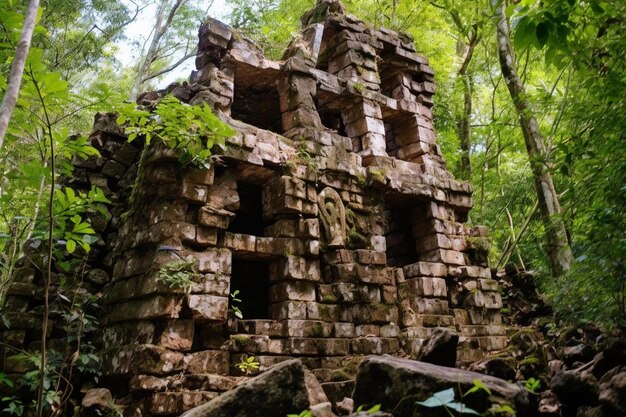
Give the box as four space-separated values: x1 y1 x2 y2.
353 356 532 417
180 359 310 417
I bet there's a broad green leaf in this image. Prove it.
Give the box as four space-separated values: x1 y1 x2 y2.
66 239 76 253
447 401 481 415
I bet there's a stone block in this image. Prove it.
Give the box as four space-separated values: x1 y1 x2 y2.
105 295 184 323
381 285 398 304
483 292 503 310
157 320 194 351
228 334 272 354
151 391 219 415
355 324 380 337
180 183 208 203
350 304 399 324
421 249 466 266
448 265 491 279
269 301 308 320
401 298 449 316
283 320 334 338
398 277 447 299
195 226 218 246
238 320 284 337
223 232 256 253
403 262 447 278
186 295 228 320
183 374 240 391
105 345 185 376
334 322 355 338
102 321 155 347
256 237 305 257
269 281 317 302
198 206 233 229
269 257 320 282
189 273 230 297
380 323 400 338
479 279 499 291
350 337 400 355
286 338 350 356
318 282 365 303
184 350 229 374
197 248 232 274
306 302 339 321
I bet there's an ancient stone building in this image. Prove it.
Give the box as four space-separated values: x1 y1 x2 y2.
1 1 506 415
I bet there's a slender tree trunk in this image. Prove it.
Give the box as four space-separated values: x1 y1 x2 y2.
0 0 40 149
457 67 473 180
493 0 573 276
129 0 186 101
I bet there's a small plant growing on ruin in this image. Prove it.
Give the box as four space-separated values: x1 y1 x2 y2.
157 260 197 294
523 377 541 393
236 355 259 375
355 404 382 413
229 289 243 319
416 387 480 415
414 379 516 416
287 410 312 417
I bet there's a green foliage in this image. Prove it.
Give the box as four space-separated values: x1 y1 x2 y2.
230 289 244 319
117 96 235 168
157 259 198 294
523 377 541 393
48 186 110 256
235 355 260 375
416 387 480 415
355 404 382 413
287 410 312 417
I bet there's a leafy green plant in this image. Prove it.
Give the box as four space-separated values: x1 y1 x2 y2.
157 259 198 294
287 410 312 417
229 289 243 319
117 96 235 168
414 379 511 416
235 355 260 375
523 377 541 393
416 387 480 416
355 403 382 413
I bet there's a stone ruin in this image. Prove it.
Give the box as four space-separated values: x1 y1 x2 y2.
1 1 507 415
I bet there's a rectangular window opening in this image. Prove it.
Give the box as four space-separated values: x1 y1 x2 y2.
229 258 270 320
385 206 419 267
227 181 265 236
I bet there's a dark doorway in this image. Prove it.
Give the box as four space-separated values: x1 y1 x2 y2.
385 206 419 267
231 86 283 134
229 258 270 319
227 181 265 236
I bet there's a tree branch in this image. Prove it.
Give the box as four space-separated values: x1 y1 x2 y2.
141 51 196 83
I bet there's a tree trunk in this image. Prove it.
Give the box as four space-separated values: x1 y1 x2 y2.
0 0 40 149
493 0 573 276
456 48 474 180
129 0 187 101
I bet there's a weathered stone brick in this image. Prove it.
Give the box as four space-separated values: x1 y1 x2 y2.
269 301 307 320
403 262 447 278
398 277 447 299
269 281 317 302
157 320 194 351
186 295 228 320
151 391 218 415
184 350 229 374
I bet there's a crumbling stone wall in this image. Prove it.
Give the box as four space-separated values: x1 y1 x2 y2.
1 1 506 415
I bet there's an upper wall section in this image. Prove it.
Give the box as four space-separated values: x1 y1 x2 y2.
188 0 470 208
